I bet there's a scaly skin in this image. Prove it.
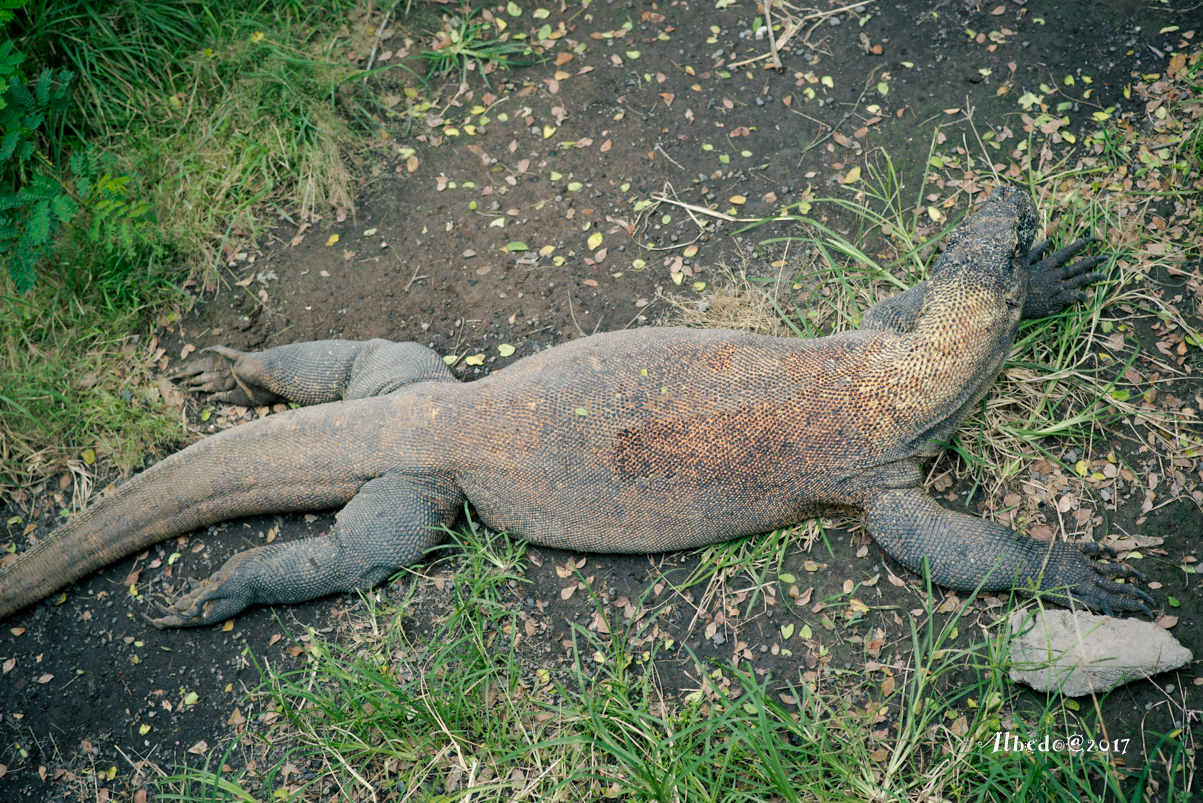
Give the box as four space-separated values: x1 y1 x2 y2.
0 186 1154 627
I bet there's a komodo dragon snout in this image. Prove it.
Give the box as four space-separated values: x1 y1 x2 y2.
0 185 1155 628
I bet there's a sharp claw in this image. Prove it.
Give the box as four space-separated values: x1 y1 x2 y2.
1043 237 1093 267
202 345 245 360
1134 603 1154 618
1029 239 1052 262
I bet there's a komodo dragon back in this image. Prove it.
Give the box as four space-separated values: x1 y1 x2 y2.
0 186 1156 627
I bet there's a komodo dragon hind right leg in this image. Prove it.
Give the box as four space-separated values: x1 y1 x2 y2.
173 339 456 407
149 472 464 628
862 487 1155 617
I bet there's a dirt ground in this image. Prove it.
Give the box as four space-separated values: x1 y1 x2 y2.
2 0 1203 799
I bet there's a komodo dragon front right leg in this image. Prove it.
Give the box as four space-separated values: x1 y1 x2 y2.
861 487 1153 616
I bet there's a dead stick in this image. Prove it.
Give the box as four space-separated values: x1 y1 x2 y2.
764 1 782 71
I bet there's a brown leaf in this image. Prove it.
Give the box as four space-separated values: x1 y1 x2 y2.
600 139 612 152
555 51 574 66
1029 524 1054 541
561 584 577 600
1157 615 1179 629
658 92 674 107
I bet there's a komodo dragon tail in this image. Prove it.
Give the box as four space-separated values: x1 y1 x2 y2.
0 401 389 619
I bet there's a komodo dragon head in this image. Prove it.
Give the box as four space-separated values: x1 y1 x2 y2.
930 185 1037 326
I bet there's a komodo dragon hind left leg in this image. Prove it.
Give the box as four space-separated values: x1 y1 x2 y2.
148 472 464 628
173 339 456 407
861 487 1154 616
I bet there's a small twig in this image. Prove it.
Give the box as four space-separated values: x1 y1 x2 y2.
654 142 686 171
566 291 586 337
729 0 865 69
728 19 802 69
364 1 401 82
764 0 782 71
403 260 428 293
652 193 789 224
622 298 658 330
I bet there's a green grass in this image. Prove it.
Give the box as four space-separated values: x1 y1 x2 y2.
0 0 398 498
151 518 1195 802
0 241 189 500
423 6 541 86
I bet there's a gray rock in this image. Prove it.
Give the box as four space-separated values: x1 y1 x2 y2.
1008 610 1192 696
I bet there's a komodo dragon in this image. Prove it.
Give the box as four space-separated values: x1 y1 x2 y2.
0 186 1155 627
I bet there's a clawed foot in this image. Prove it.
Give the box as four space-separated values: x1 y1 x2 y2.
1022 236 1108 319
171 346 283 406
1038 541 1155 618
144 558 255 628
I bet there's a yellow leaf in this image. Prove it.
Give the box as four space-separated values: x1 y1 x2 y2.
498 344 516 357
539 244 555 256
729 195 746 204
139 724 152 735
842 166 861 184
683 245 698 257
465 354 485 366
325 234 339 246
543 125 556 139
587 232 603 250
1074 460 1088 476
692 282 706 291
81 448 95 465
671 272 684 285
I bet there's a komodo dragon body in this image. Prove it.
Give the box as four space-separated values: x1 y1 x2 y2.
0 186 1154 627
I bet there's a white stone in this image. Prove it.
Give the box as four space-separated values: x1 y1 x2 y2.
1008 609 1192 697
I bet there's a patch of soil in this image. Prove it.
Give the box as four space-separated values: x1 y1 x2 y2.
3 0 1202 799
